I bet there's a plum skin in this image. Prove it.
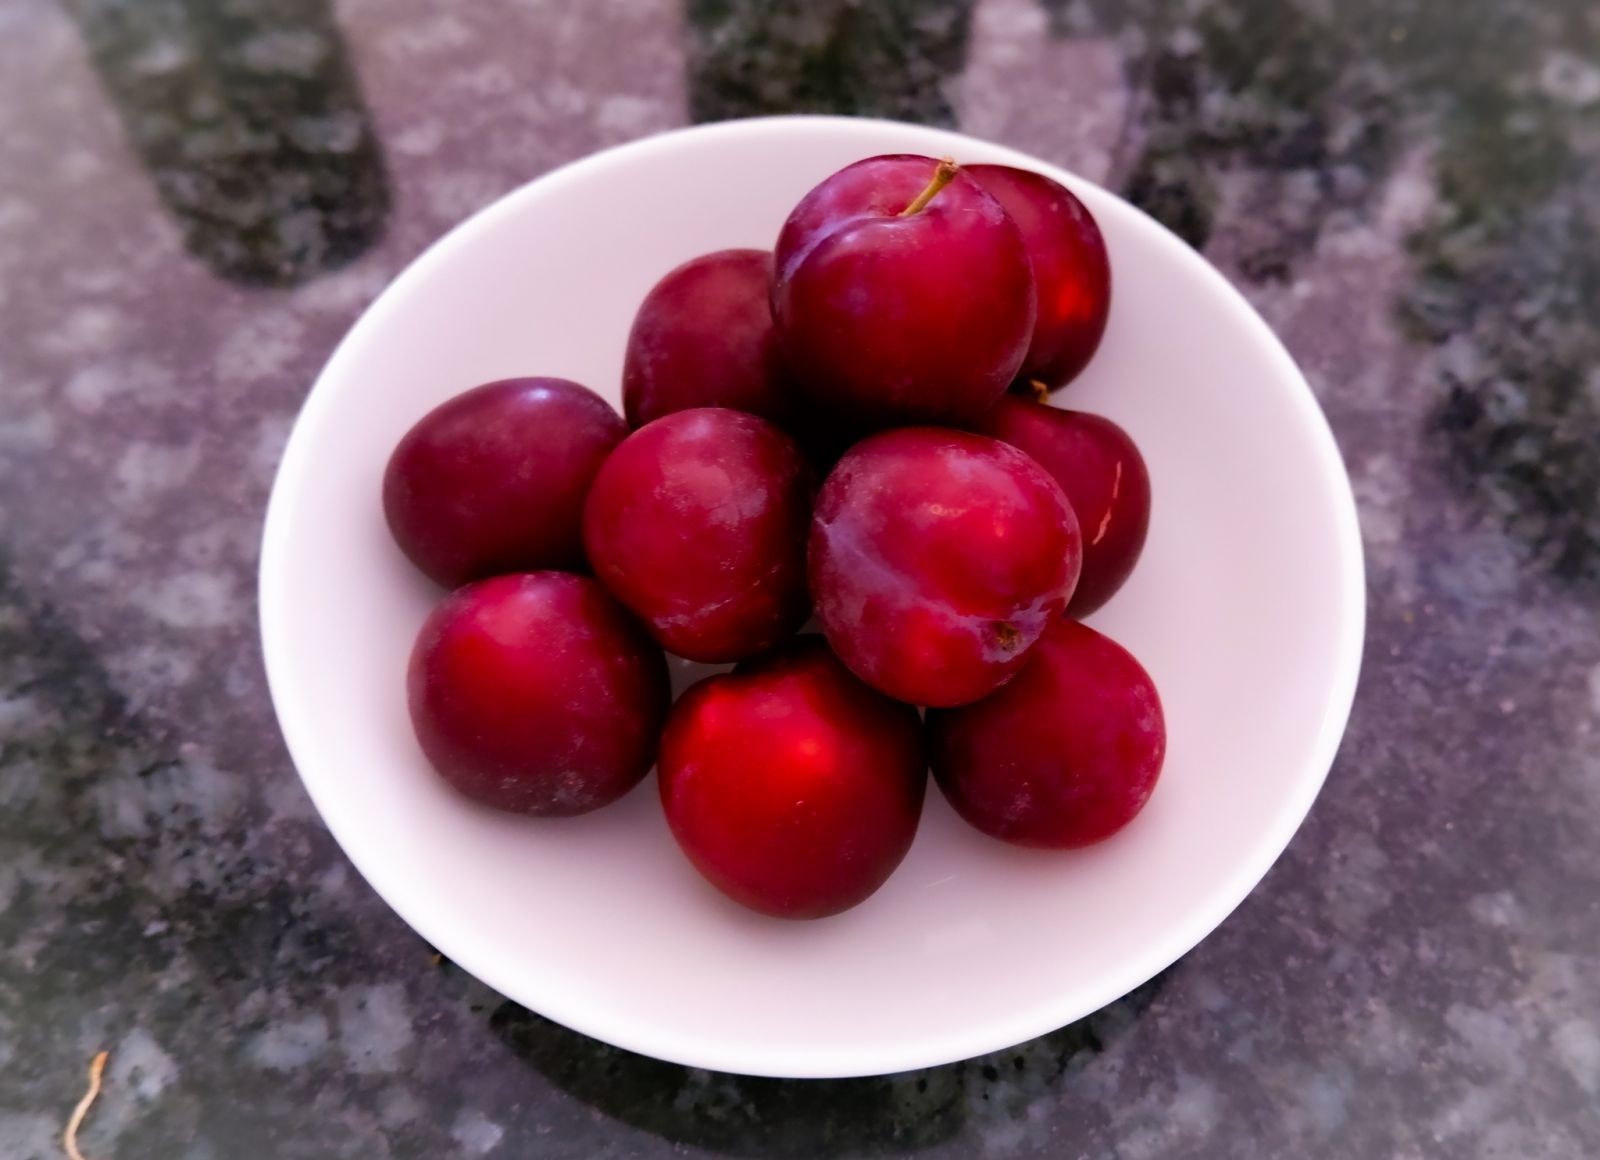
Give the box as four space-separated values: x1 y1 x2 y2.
622 248 796 430
966 163 1112 393
582 407 813 664
657 636 927 919
407 572 669 816
383 377 625 588
808 427 1081 707
772 154 1036 430
928 619 1165 848
974 396 1150 616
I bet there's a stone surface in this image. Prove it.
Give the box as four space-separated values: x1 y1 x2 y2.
2 0 1598 1156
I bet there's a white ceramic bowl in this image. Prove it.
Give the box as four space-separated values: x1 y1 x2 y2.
260 116 1365 1078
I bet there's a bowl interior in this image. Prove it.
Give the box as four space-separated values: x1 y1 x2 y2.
260 116 1364 1078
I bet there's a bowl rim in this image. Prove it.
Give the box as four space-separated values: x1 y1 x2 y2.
259 114 1367 1078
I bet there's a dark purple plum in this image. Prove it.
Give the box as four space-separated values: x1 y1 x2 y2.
975 396 1150 615
383 378 624 588
772 155 1035 430
966 164 1111 393
929 619 1165 848
623 248 796 430
407 572 669 816
583 408 812 663
809 428 1080 707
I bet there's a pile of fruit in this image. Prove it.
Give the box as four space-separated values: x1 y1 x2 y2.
385 154 1164 919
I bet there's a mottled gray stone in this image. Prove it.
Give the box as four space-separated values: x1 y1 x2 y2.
1 0 1598 1156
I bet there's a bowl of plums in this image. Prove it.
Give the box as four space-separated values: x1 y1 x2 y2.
260 116 1364 1077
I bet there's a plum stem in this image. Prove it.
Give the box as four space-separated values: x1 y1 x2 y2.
899 157 959 216
1029 380 1050 403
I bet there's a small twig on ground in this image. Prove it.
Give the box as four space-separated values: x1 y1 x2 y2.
63 1050 109 1160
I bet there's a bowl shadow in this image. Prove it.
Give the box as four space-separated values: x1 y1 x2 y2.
489 966 1173 1158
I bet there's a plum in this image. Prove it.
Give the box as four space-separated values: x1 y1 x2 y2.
407 572 669 816
809 428 1080 706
